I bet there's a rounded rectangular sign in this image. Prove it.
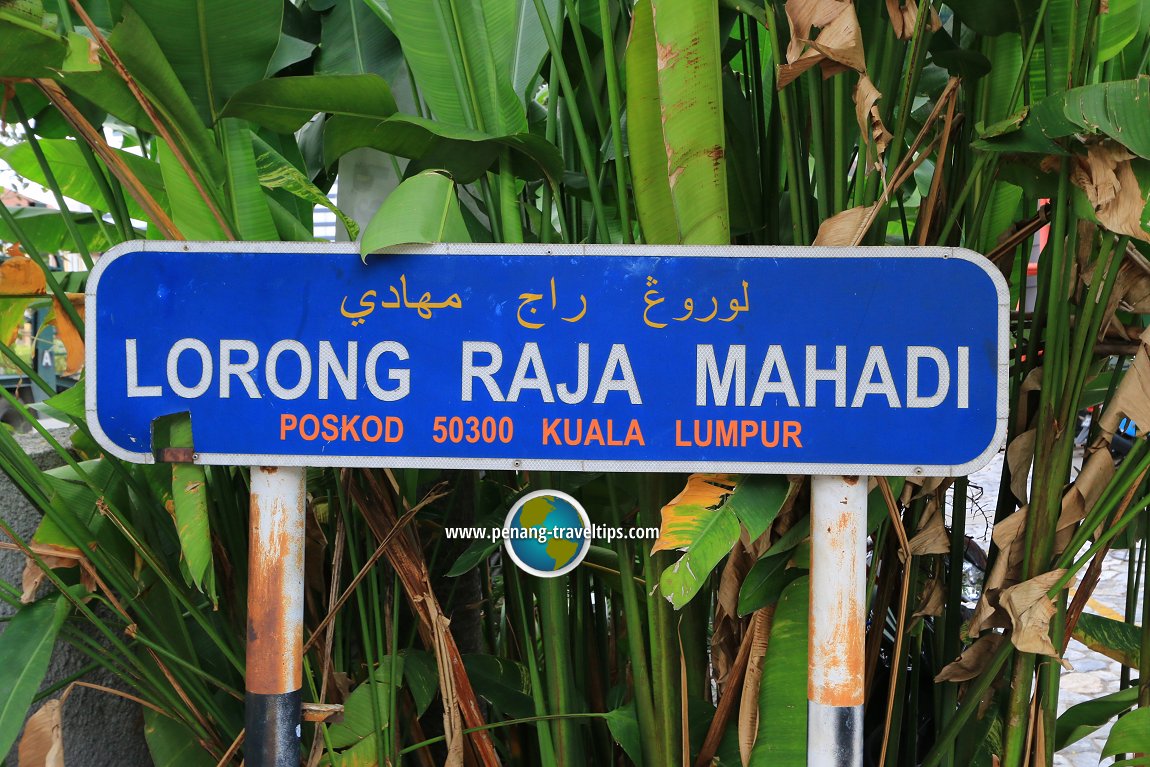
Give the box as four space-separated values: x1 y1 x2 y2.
86 242 1007 475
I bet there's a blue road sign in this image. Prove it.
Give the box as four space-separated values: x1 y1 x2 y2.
86 242 1007 475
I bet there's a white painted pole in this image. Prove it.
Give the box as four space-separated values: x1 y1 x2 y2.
808 475 867 767
246 466 307 767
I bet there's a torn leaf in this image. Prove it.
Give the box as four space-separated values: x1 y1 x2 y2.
1001 570 1069 660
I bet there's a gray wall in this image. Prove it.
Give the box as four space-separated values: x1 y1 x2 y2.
0 426 151 766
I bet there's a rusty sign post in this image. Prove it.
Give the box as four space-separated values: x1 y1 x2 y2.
809 475 868 765
245 466 306 766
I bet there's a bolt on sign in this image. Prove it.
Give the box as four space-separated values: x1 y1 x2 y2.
86 242 1008 475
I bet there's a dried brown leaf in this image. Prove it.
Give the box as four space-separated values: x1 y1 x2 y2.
778 0 864 87
806 7 866 73
913 575 944 618
738 609 771 766
19 543 84 604
1055 449 1115 553
934 632 1005 683
1006 429 1036 505
908 499 949 556
969 508 1029 635
1097 325 1150 438
812 203 880 246
854 75 892 164
884 0 942 39
18 699 63 767
0 256 47 295
713 542 754 689
1071 144 1150 243
1001 570 1069 660
782 0 849 63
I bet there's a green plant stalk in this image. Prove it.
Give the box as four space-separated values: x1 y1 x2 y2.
340 499 387 765
1004 181 1075 766
507 564 559 763
0 516 214 742
12 98 93 269
539 55 563 245
764 0 809 244
532 0 611 242
597 0 633 244
882 0 934 181
640 474 679 766
747 21 778 244
921 640 1013 767
606 481 659 767
369 538 389 764
807 75 829 225
399 711 612 756
938 476 968 767
538 576 583 764
1008 0 1053 112
533 469 583 765
560 0 609 139
5 415 247 677
1120 529 1142 691
936 153 992 244
1063 237 1127 419
831 71 848 216
389 571 402 762
499 150 525 243
1034 594 1065 767
75 139 131 243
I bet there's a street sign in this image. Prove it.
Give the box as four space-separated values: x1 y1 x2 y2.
86 242 1007 475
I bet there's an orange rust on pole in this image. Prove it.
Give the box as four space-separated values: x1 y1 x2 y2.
246 466 305 695
808 474 866 767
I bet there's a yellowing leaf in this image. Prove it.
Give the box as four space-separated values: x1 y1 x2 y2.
0 255 46 295
651 473 739 552
654 473 742 609
48 294 85 376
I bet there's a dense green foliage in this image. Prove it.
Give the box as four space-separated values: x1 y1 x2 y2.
1 0 1150 765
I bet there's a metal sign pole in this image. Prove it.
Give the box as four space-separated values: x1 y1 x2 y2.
246 466 306 767
808 475 867 767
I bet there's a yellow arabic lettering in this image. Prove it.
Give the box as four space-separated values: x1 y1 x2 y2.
673 298 694 322
694 297 719 322
517 292 545 329
642 277 668 328
340 290 378 326
561 294 587 323
719 280 750 322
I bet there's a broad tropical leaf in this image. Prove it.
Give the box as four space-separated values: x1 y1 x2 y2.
128 0 283 123
653 473 741 608
0 593 72 761
360 170 471 256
